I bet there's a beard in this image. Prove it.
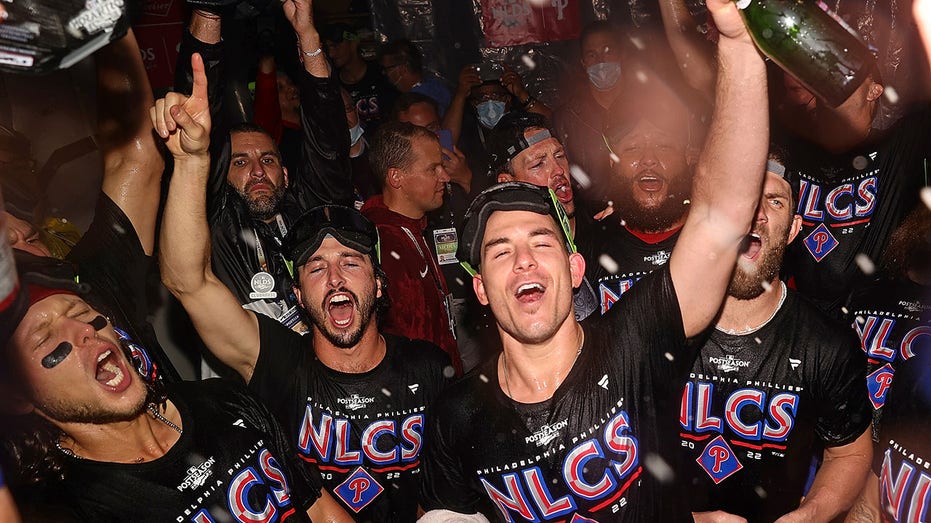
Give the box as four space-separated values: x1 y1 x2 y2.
727 229 789 300
305 287 377 349
37 384 148 426
610 172 692 233
239 180 286 221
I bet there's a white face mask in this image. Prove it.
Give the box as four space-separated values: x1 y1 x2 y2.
349 122 365 146
587 61 622 91
476 100 507 129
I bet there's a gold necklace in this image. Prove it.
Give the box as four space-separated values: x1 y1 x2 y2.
502 328 585 400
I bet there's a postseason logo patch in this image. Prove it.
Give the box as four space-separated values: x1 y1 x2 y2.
697 435 743 484
334 467 383 513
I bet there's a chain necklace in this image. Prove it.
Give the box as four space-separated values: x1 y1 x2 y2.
56 403 182 460
502 328 585 400
715 281 787 336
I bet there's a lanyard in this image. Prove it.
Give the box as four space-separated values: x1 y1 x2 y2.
253 214 289 273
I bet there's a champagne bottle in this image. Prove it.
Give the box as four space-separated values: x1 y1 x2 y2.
737 0 875 107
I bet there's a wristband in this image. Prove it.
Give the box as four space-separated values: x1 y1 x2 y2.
301 47 323 58
521 96 536 109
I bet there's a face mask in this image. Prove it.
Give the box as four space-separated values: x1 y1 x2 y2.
476 100 507 129
349 123 365 146
587 61 622 91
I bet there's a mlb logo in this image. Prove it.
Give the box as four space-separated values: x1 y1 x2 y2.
334 467 384 513
867 364 896 410
803 224 838 262
697 436 743 484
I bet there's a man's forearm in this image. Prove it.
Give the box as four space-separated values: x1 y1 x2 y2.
95 29 163 255
781 431 873 523
693 36 767 228
160 155 214 295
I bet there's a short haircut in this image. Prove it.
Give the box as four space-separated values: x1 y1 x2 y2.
378 39 423 75
579 21 623 55
368 121 437 184
228 123 282 159
391 92 439 121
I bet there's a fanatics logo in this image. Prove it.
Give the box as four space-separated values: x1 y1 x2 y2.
788 358 802 371
335 467 384 513
232 418 246 428
176 456 216 492
696 436 743 484
408 384 420 394
337 394 376 411
525 419 568 447
708 354 750 373
598 374 609 390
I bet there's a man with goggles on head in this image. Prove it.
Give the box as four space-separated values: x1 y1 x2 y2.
419 0 772 520
160 70 454 519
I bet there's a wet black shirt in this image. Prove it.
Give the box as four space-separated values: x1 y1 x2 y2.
421 266 696 522
51 379 321 522
678 288 870 522
250 314 453 521
784 110 930 318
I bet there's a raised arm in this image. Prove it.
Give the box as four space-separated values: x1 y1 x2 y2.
283 0 353 207
158 54 262 381
668 0 768 337
443 65 481 144
658 0 715 100
95 29 164 255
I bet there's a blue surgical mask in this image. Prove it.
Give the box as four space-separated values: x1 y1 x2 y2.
349 123 365 146
476 100 507 129
587 61 622 91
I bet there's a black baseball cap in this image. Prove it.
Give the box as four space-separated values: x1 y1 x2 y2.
458 182 575 276
284 205 380 268
487 111 554 174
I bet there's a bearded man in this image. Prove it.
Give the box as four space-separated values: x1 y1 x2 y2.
675 157 873 523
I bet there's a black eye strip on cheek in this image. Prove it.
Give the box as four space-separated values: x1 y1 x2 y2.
42 342 73 369
89 315 107 331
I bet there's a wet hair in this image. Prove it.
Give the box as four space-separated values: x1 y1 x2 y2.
367 121 438 185
378 39 423 75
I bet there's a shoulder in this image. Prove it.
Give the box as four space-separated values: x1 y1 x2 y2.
783 290 860 350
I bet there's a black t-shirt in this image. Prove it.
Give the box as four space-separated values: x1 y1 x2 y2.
342 64 398 133
784 109 931 318
678 287 870 522
847 277 931 437
421 266 696 522
870 304 931 522
48 379 321 522
250 314 453 522
65 194 178 382
581 219 680 316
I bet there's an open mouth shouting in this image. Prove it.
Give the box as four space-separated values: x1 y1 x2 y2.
636 171 666 193
742 232 763 261
550 176 573 205
95 347 132 392
325 292 357 328
515 282 546 304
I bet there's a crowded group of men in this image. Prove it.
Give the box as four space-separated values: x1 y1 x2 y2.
0 0 930 521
